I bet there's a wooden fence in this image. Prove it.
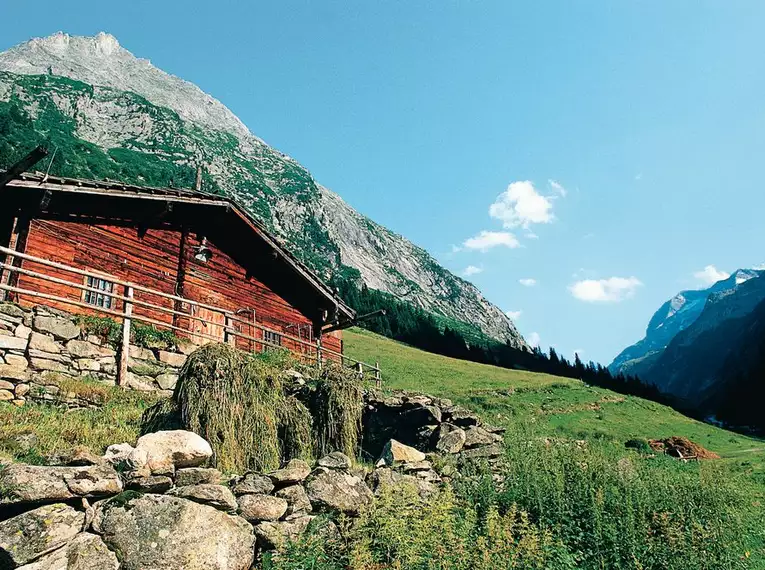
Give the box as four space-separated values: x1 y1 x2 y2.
0 244 381 386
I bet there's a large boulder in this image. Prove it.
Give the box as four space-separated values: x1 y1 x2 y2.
167 484 237 512
16 533 118 570
0 504 84 567
98 494 254 570
0 464 122 503
236 494 288 522
305 467 373 516
377 439 426 466
268 459 311 486
130 430 212 475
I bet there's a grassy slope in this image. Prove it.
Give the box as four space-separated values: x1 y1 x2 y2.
345 327 765 476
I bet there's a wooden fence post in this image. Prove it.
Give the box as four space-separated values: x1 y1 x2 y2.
375 362 381 388
118 285 134 387
316 338 323 369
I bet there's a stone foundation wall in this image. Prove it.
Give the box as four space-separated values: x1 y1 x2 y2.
0 302 192 406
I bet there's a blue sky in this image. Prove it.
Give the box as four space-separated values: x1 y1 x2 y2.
4 1 765 364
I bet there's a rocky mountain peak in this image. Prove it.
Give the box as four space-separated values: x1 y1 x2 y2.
0 32 252 140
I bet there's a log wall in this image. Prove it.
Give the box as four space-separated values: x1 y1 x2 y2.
13 219 342 357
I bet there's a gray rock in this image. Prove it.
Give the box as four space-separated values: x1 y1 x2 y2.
401 404 442 426
167 484 237 512
65 340 102 358
231 472 274 496
16 532 119 570
29 332 61 354
132 430 213 474
0 464 122 503
102 443 134 466
268 459 310 486
377 439 426 466
237 494 288 522
155 373 178 390
305 467 373 516
29 358 69 373
0 335 29 351
0 504 84 567
275 485 312 515
126 475 173 493
0 389 13 401
463 426 503 449
33 315 80 341
99 494 254 570
4 353 29 368
14 324 32 339
128 346 155 361
0 364 30 382
158 351 187 367
442 406 480 427
0 379 13 390
123 372 155 392
460 444 503 459
175 467 222 487
435 424 467 454
317 451 352 470
0 303 25 319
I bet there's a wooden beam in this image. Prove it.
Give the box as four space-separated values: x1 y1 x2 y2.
0 146 49 190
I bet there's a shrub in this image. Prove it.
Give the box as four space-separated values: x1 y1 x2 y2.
625 438 652 455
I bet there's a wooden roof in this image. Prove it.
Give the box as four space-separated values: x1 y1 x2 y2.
1 171 355 326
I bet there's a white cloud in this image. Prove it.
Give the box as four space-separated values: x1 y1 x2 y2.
524 231 539 240
569 276 642 302
489 181 554 229
693 265 729 285
462 230 520 252
519 278 537 287
527 332 541 347
462 265 483 277
450 244 463 253
549 179 567 197
505 310 522 321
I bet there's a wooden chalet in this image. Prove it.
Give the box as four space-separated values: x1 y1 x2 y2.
0 150 377 380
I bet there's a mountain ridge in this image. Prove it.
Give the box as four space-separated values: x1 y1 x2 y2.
0 32 525 348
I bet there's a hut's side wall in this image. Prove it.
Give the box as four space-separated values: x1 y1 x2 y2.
12 219 341 357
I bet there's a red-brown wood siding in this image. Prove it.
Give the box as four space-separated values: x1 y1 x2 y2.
14 219 341 360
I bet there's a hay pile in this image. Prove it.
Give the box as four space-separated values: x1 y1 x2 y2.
141 344 363 473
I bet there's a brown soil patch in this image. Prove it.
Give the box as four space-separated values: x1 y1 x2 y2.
649 436 720 460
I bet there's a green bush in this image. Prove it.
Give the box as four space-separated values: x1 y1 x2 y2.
625 437 653 454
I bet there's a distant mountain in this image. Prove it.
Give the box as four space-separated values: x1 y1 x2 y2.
0 32 526 348
609 269 761 379
610 268 765 431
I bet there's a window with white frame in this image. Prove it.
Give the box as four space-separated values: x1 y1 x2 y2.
263 329 283 349
83 275 115 309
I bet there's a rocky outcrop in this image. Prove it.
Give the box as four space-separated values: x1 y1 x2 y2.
0 463 122 503
14 532 118 570
99 494 254 570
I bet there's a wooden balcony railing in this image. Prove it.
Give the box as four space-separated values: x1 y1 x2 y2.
0 244 381 387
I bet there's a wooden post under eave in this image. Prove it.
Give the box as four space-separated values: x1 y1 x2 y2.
225 314 235 347
118 285 134 387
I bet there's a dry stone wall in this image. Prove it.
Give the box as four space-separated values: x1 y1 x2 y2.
0 302 191 406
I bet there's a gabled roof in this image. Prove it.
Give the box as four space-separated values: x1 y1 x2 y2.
1 171 355 325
